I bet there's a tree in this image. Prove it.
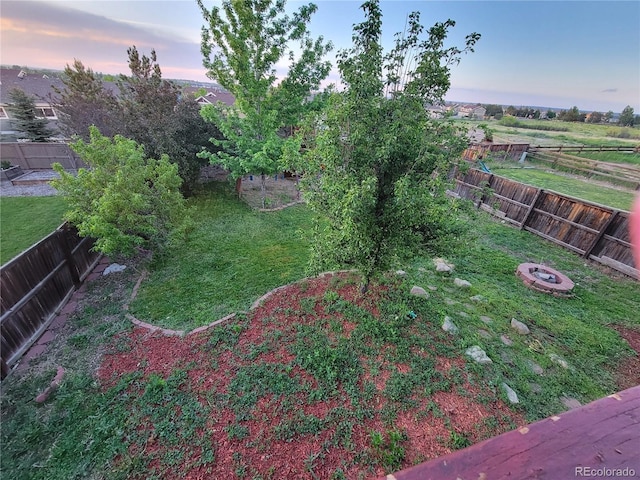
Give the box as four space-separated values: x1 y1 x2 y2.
51 59 121 140
298 0 479 291
603 110 614 123
558 106 582 122
51 126 187 256
116 46 224 196
586 111 603 124
619 105 635 127
197 0 333 204
545 110 556 119
6 88 54 141
484 104 503 118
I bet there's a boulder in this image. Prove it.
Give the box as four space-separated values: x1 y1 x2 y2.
465 346 492 364
511 318 530 335
410 286 429 299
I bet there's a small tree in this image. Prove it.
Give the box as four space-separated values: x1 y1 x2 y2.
51 126 187 256
298 0 479 291
6 88 54 141
546 110 557 120
52 59 121 140
619 105 635 127
197 0 333 204
116 46 224 196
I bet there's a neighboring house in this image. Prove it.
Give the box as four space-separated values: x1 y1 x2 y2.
426 104 452 119
456 104 486 119
182 86 236 108
1 67 236 141
0 68 65 141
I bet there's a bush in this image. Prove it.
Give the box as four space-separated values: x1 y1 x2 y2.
52 126 188 256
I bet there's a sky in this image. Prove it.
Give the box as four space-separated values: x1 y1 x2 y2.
1 0 639 113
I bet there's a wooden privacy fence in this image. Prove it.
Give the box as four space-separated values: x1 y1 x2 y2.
0 224 100 378
0 142 86 170
462 143 530 162
453 168 638 279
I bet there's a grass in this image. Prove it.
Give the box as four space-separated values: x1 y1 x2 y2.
1 183 638 478
0 195 67 264
461 118 640 154
483 164 636 211
129 181 313 330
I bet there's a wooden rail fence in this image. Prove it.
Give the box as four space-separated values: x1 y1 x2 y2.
0 223 100 378
453 168 638 279
527 150 640 191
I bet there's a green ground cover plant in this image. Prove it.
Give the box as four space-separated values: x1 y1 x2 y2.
483 165 635 211
0 196 67 264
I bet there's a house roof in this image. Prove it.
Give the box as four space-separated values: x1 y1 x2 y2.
182 86 235 107
0 68 66 104
0 67 233 107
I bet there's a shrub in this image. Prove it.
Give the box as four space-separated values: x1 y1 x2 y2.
52 126 188 256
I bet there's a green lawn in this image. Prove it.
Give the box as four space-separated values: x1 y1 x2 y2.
129 181 313 330
2 183 638 479
484 165 635 211
0 196 67 264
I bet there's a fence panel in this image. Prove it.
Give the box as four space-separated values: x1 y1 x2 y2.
0 142 86 170
453 168 638 279
0 224 99 378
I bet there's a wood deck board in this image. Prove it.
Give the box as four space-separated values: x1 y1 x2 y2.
385 386 640 480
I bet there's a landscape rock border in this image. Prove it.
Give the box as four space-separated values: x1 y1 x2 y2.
124 269 359 337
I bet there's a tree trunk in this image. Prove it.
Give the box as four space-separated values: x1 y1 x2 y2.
260 173 266 209
235 176 242 197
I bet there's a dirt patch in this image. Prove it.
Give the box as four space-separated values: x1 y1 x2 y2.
609 324 640 390
199 166 302 210
97 272 525 479
239 174 301 209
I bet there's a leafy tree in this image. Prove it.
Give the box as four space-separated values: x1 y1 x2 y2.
298 0 479 291
51 126 187 256
619 105 635 127
483 104 503 118
586 111 603 124
116 46 223 196
6 88 54 141
558 106 584 122
197 0 333 204
545 110 556 120
603 110 614 123
51 59 121 140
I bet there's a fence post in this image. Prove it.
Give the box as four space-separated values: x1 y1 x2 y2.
520 188 544 230
59 224 81 288
583 210 619 259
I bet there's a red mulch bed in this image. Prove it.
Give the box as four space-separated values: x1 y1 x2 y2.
97 273 526 479
610 324 640 390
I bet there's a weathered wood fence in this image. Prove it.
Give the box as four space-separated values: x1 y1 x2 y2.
462 143 529 162
0 224 99 378
453 168 638 279
0 142 86 170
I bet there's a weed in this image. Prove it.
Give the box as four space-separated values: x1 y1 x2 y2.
448 430 472 450
370 429 408 472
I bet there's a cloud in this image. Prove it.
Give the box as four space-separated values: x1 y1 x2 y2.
601 88 618 93
1 1 208 80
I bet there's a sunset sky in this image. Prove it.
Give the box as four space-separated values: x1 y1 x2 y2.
1 0 638 112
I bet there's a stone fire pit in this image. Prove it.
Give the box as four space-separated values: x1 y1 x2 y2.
516 263 574 296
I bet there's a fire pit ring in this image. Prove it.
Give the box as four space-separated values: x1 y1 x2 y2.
516 263 574 296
